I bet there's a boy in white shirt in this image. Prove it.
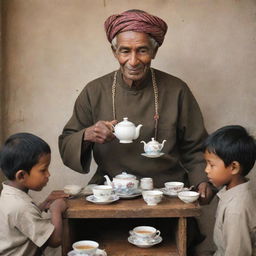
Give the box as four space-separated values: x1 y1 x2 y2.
0 133 68 256
203 125 256 256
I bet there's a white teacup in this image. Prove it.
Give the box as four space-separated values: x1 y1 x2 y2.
164 182 184 194
63 185 83 196
130 226 161 241
92 185 113 201
140 177 153 190
72 240 99 255
142 190 163 206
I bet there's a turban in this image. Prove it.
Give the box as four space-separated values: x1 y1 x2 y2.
104 10 168 47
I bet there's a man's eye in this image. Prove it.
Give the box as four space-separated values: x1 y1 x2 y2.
120 49 129 54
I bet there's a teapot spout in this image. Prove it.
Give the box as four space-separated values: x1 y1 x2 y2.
134 124 143 140
104 175 113 187
160 140 167 150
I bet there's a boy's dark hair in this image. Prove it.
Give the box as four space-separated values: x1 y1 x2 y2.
203 125 256 176
0 133 51 180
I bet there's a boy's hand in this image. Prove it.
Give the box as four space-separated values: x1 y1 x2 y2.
49 198 67 213
39 190 69 211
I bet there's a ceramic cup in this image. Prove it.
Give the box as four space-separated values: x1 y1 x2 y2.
142 190 163 206
63 185 83 196
130 226 161 242
92 185 113 201
72 240 99 255
178 191 200 203
164 182 184 194
140 177 153 190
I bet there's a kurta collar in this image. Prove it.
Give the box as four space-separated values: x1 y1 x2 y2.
217 180 250 202
116 68 152 91
1 182 33 202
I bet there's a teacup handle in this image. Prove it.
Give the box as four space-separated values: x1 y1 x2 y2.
154 230 161 239
129 230 135 236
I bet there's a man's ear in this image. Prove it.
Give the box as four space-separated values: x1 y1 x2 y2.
230 161 241 175
15 170 27 182
152 47 158 59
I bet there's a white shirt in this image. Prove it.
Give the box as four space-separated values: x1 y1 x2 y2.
214 181 256 256
0 183 54 256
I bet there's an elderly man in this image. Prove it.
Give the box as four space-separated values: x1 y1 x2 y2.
59 10 213 199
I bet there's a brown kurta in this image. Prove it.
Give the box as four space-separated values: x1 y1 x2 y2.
59 69 208 187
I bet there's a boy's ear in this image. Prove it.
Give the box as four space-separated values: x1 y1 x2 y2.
15 170 27 182
230 161 241 175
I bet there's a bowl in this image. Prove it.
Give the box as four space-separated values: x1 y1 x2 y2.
178 191 200 203
142 190 163 205
164 181 184 193
72 240 99 255
63 185 83 195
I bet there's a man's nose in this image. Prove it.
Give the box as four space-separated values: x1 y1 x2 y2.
128 52 139 67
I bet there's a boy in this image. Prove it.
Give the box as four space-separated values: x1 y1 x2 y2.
0 133 68 256
203 125 256 256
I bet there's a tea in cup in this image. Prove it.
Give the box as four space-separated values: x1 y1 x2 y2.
164 181 184 194
72 240 99 255
130 226 161 241
142 190 163 206
92 185 113 201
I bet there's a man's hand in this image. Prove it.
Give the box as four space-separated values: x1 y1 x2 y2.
39 190 69 211
84 120 117 144
197 182 216 205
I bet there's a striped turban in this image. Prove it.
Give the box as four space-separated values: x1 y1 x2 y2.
104 9 168 47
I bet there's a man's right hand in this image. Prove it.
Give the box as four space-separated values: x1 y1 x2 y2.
84 120 117 144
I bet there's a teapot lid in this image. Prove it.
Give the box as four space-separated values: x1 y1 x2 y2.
115 172 136 179
115 117 135 127
147 138 160 145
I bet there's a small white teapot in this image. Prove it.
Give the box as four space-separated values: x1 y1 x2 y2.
104 172 139 195
141 138 166 155
113 117 142 143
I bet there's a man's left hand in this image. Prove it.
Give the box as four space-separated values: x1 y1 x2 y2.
197 182 215 205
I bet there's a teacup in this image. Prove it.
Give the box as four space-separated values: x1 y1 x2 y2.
178 191 200 203
140 177 153 190
63 185 83 196
92 185 113 201
164 182 184 194
130 226 161 241
72 240 99 255
142 190 163 206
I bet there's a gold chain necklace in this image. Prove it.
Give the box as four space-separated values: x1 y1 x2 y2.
112 68 159 139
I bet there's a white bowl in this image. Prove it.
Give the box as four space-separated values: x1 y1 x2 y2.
142 190 163 205
178 191 199 203
64 185 83 195
164 181 184 193
72 240 99 255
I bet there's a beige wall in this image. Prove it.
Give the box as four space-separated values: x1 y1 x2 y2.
1 0 256 254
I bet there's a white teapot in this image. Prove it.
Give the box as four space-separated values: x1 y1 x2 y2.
104 172 139 195
113 117 142 143
141 138 166 155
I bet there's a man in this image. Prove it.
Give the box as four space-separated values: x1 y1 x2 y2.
59 9 213 201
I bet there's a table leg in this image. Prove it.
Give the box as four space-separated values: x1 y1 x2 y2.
176 217 187 256
62 218 75 256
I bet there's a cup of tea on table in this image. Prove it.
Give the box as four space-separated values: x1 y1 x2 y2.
92 185 113 201
142 190 163 205
72 240 99 255
130 226 161 242
164 181 184 194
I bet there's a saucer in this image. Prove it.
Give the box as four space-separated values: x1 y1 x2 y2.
86 194 119 204
117 189 142 199
67 249 107 256
128 235 163 248
159 187 189 197
141 153 164 158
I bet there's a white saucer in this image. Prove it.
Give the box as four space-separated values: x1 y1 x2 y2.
86 195 119 204
117 189 142 199
141 153 164 158
159 187 189 197
128 235 162 248
67 249 107 256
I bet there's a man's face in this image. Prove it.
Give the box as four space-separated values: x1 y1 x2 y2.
113 31 157 85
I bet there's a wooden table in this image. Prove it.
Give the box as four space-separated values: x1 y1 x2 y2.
62 195 201 256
